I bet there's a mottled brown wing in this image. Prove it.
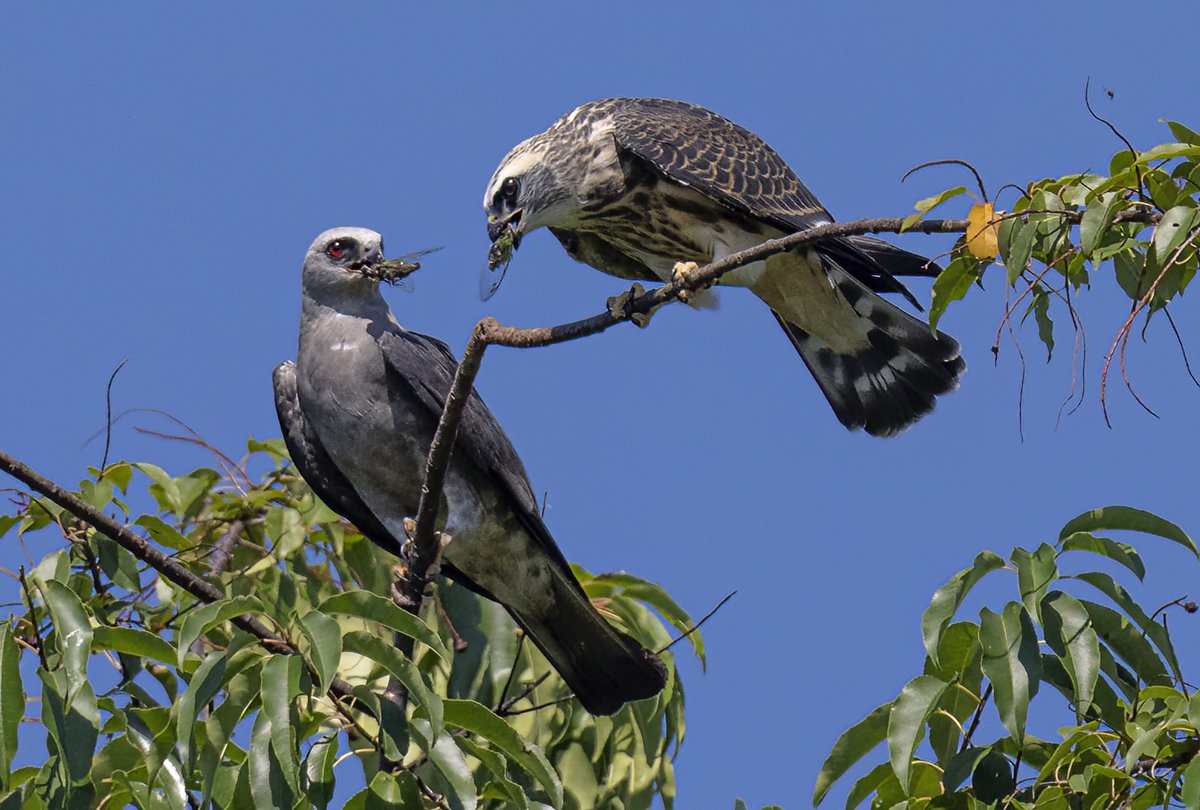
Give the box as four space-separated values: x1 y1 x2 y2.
609 98 832 233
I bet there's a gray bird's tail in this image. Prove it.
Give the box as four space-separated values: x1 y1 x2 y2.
508 573 667 716
777 242 965 437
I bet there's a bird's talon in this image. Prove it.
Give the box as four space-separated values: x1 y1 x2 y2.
672 261 701 303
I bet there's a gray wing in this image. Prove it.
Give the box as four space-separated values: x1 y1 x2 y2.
610 97 832 234
376 331 577 580
272 361 405 557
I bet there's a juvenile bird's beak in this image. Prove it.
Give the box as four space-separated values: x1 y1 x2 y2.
487 209 524 249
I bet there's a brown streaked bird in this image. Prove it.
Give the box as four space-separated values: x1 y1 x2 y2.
484 97 964 437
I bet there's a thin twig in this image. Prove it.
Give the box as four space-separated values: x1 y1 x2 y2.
657 590 736 656
100 359 128 473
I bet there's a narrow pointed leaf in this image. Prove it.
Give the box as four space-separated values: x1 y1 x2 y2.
1059 506 1198 559
175 596 266 667
979 603 1040 741
174 651 228 775
297 610 342 694
93 626 176 666
0 625 22 789
844 762 892 810
247 711 293 810
319 591 449 662
1059 532 1145 580
409 718 475 810
1011 544 1058 623
1041 592 1100 717
921 550 1005 664
443 698 562 806
342 631 442 738
40 580 93 704
304 733 339 810
1070 571 1181 681
1078 599 1169 686
887 675 950 794
260 655 301 794
813 701 891 806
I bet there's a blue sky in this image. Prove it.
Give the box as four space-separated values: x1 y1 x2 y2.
3 3 1199 807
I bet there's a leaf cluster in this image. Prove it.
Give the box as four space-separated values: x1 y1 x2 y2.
814 506 1200 810
0 441 695 808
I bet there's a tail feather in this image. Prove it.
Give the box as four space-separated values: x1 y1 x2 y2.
509 574 667 715
773 264 964 437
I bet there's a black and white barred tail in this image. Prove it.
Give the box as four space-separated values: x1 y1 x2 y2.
776 270 965 438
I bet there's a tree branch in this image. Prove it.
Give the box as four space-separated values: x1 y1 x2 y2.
0 449 361 704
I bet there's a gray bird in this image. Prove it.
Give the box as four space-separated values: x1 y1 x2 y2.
272 227 667 715
484 97 965 438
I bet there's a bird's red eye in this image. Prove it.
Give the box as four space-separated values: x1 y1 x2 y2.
325 240 349 259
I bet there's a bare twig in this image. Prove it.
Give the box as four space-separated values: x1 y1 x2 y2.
100 359 128 473
657 590 736 656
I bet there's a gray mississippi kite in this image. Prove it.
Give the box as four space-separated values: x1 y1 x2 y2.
484 98 965 438
272 227 666 715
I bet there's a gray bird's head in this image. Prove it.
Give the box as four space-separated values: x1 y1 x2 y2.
302 227 420 297
483 101 621 259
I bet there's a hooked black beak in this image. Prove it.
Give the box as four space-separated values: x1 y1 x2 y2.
487 208 524 248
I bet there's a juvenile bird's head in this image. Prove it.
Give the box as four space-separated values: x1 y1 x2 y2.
483 136 570 250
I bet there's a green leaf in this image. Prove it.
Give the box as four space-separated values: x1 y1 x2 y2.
247 710 294 810
264 508 306 559
442 699 562 806
409 717 476 810
1059 506 1199 559
318 590 449 662
929 252 982 333
1011 544 1058 623
1136 143 1200 164
972 748 1016 803
590 573 703 666
1070 571 1181 681
921 550 1005 665
1041 592 1100 717
260 655 301 794
999 217 1037 283
943 745 989 793
843 762 892 810
926 623 982 766
979 602 1041 741
39 669 98 785
812 701 891 806
1079 599 1168 686
133 515 192 552
342 631 442 739
1080 192 1123 256
902 185 968 231
174 651 228 775
1059 532 1146 580
175 596 265 667
93 627 176 667
1165 120 1200 146
1153 205 1200 263
1028 287 1054 361
887 675 949 794
40 580 93 704
1181 756 1200 808
303 733 338 810
297 610 342 695
0 625 23 790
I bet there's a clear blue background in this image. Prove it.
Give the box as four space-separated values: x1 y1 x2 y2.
3 3 1198 807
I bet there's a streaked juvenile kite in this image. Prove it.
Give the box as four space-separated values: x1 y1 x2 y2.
484 98 964 437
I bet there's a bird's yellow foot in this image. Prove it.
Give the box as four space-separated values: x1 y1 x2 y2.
672 261 702 303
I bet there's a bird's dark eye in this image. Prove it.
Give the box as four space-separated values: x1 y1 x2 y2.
501 177 520 200
325 239 354 259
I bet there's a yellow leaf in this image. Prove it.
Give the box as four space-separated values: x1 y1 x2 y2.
966 203 1000 259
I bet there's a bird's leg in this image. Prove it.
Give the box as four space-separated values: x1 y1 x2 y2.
607 282 660 328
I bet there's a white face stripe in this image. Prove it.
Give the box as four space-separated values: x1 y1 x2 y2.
484 140 549 207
